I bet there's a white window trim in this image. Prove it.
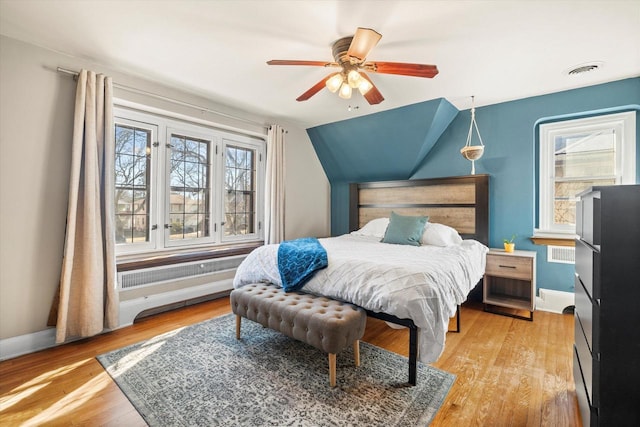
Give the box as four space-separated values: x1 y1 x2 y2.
113 104 266 258
536 111 636 237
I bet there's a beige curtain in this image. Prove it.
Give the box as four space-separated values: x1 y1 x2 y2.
55 69 118 343
264 125 286 244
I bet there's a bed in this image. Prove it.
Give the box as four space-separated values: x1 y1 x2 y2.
234 174 489 384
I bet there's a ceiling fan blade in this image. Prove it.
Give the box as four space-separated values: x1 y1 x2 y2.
267 60 339 67
359 72 384 105
364 61 439 78
296 72 340 102
347 27 382 63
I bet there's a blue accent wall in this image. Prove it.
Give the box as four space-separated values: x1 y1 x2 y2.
308 97 459 234
308 77 640 294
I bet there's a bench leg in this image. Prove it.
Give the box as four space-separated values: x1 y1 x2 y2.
329 353 336 387
353 340 360 367
235 315 241 339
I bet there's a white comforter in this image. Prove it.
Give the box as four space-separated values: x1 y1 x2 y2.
233 234 488 363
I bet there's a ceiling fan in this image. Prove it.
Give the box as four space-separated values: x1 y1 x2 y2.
267 27 439 105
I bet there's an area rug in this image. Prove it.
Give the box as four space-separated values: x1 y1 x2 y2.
97 313 455 426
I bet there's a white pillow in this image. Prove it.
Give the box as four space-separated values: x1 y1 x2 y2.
351 217 390 238
421 222 463 246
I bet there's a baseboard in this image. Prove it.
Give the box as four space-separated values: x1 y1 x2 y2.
535 288 575 314
0 328 57 361
0 280 233 361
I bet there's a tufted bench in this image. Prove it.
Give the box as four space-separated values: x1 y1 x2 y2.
230 283 367 387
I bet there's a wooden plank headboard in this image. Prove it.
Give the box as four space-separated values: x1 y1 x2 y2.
349 175 489 245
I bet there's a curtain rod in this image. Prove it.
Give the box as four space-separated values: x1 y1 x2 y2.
56 67 268 128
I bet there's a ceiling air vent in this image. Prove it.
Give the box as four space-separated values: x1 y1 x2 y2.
567 62 603 76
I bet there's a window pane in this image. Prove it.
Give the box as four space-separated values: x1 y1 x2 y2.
224 144 256 237
134 129 150 157
171 160 185 187
115 214 133 244
184 161 200 188
554 130 615 179
185 192 200 213
169 134 210 241
196 214 209 237
169 213 184 240
115 154 134 186
115 124 151 244
116 189 133 213
184 139 201 163
198 164 208 189
183 214 198 239
116 126 134 156
170 190 185 213
133 157 147 187
553 178 615 226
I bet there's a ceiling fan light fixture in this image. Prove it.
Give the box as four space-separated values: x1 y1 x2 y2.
338 82 352 99
268 27 437 105
325 74 343 93
347 70 362 88
358 78 373 95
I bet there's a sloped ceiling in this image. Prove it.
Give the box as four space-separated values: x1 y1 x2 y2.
307 98 458 183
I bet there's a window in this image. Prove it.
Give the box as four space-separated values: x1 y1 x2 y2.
114 107 265 255
538 111 636 235
224 142 257 238
168 131 211 244
115 119 156 250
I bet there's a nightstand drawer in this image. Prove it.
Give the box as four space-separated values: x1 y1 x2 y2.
485 254 532 281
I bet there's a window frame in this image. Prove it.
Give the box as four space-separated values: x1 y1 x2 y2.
220 136 265 243
113 105 266 257
537 111 636 236
113 116 159 255
164 125 218 249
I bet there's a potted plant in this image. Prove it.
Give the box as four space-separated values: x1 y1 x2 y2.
503 234 516 253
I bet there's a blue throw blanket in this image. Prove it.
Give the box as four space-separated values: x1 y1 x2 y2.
277 237 328 292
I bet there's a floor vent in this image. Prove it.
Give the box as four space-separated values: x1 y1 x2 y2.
118 256 243 290
547 245 575 264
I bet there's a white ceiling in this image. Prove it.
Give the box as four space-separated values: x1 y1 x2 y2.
1 0 638 128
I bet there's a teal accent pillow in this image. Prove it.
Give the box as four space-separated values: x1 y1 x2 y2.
381 212 429 246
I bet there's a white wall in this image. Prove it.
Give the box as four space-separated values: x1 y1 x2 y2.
280 122 331 239
0 36 330 341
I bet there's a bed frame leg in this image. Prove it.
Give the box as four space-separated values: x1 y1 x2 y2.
353 340 360 367
447 305 461 333
409 325 417 386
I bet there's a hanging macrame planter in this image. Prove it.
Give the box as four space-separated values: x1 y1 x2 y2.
460 96 485 175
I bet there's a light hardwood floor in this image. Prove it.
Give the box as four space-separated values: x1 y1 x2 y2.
0 297 580 426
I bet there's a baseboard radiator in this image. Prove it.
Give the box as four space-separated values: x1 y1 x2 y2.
118 255 246 327
118 256 244 291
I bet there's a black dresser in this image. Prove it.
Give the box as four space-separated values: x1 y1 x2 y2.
574 185 640 426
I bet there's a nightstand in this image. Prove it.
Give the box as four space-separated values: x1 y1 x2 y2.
483 249 536 321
